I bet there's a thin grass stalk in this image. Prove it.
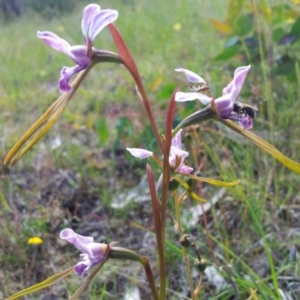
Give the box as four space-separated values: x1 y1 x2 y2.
173 190 196 300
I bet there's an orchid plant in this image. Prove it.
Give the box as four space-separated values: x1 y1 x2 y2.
37 5 118 93
4 3 300 300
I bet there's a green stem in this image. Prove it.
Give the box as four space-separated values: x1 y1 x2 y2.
173 191 196 300
109 246 160 300
251 0 274 140
172 106 213 137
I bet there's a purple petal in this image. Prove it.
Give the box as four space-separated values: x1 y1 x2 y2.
60 229 93 253
213 65 251 118
175 68 206 84
84 243 106 263
214 94 235 117
127 148 153 159
178 165 193 175
68 45 91 66
81 4 101 38
171 129 183 149
227 113 253 130
175 92 212 104
74 261 90 277
60 228 106 265
170 147 189 161
60 229 93 244
59 64 86 93
37 31 71 56
169 146 189 169
222 65 250 100
238 116 253 129
88 9 119 41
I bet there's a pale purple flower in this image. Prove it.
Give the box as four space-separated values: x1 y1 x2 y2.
37 4 118 93
169 129 193 174
175 66 253 129
126 148 153 159
127 129 193 174
60 228 107 277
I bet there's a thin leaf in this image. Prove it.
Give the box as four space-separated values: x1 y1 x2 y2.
219 118 300 174
184 173 240 187
146 164 161 238
189 190 207 203
5 267 74 300
4 93 66 166
4 66 93 166
173 175 206 203
108 23 163 153
9 95 72 166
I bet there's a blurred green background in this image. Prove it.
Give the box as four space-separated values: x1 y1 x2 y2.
1 0 300 299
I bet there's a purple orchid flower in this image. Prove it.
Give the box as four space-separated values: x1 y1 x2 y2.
60 228 107 277
127 129 193 175
175 65 253 129
37 4 118 93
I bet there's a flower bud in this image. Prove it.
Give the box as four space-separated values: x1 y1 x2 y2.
168 178 179 191
179 234 191 248
194 258 207 273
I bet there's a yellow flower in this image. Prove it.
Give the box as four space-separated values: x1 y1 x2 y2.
27 236 43 245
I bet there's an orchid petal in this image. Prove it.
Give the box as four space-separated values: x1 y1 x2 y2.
175 68 206 84
171 129 183 149
170 146 189 160
238 116 253 129
59 65 86 93
89 9 118 41
60 229 94 256
68 45 91 65
213 94 235 117
169 146 190 171
222 65 250 99
37 31 71 56
227 113 253 130
60 228 107 277
75 261 90 276
127 148 153 159
175 91 212 104
81 4 101 38
178 165 193 175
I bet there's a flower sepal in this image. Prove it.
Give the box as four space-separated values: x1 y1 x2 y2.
172 106 214 135
108 243 145 264
93 49 123 64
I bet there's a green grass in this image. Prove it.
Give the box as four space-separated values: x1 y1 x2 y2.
1 0 300 299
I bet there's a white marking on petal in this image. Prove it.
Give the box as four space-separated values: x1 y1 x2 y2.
89 9 118 41
81 4 101 38
37 31 71 56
